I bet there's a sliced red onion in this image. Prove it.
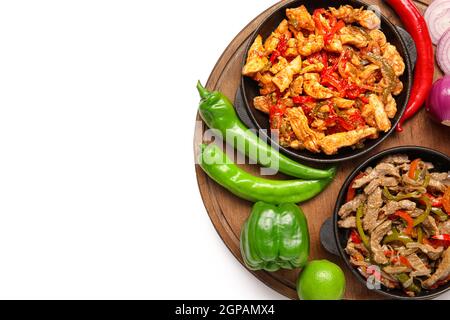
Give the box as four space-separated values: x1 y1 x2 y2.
424 0 450 44
437 28 450 75
426 76 450 126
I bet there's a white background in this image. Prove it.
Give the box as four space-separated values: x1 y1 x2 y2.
0 0 447 300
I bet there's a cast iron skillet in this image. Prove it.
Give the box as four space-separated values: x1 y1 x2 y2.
320 146 450 299
236 0 414 163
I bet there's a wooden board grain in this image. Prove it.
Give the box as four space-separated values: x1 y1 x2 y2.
194 0 450 299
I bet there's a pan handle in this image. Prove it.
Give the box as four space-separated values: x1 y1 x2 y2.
320 217 340 256
395 26 417 70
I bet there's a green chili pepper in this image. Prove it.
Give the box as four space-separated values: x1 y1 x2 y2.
356 204 370 249
366 53 396 102
431 207 448 222
422 174 431 188
396 273 421 294
240 202 309 272
383 186 421 201
383 229 413 245
198 144 333 204
197 82 336 180
413 196 431 226
417 226 423 244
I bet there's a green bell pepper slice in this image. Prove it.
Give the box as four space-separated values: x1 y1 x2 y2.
240 202 310 272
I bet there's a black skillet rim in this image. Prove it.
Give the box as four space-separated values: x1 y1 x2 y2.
333 146 450 300
239 0 413 164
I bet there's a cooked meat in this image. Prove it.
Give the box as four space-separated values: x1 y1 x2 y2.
382 200 416 216
253 96 271 113
286 107 324 153
428 179 447 193
381 154 409 165
368 94 391 132
422 216 440 237
406 242 444 260
407 253 431 277
410 208 424 218
303 72 335 99
286 5 315 31
364 177 398 194
423 248 450 289
242 35 269 77
383 265 410 274
370 220 391 264
338 216 356 228
353 163 400 189
273 56 302 92
289 75 304 96
338 194 367 218
319 127 377 156
439 220 450 235
431 172 449 181
363 187 383 231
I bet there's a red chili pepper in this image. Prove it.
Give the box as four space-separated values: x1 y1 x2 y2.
336 117 354 131
420 193 443 207
360 96 369 104
313 9 327 35
270 51 280 64
349 111 367 128
430 234 450 248
269 102 285 129
394 210 414 235
346 172 366 202
350 229 362 244
408 158 421 179
392 256 412 268
292 96 316 104
324 20 345 45
385 0 434 132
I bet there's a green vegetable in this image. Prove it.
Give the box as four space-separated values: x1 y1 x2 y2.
431 207 448 222
383 186 421 201
356 204 370 248
366 53 396 102
198 143 333 204
383 229 413 245
413 196 432 226
196 82 336 180
396 273 421 295
417 226 423 244
240 202 309 272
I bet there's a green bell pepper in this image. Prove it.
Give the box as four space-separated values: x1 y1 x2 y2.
197 82 336 180
240 202 310 272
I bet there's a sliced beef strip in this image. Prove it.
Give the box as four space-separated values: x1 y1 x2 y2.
338 216 356 228
364 177 398 194
353 163 400 189
439 220 450 235
431 172 449 181
428 179 447 193
363 188 383 231
410 208 424 218
381 154 410 165
406 242 444 260
402 174 422 186
381 200 416 216
422 216 440 237
407 253 431 277
383 265 410 274
370 220 392 264
423 248 450 289
338 194 366 218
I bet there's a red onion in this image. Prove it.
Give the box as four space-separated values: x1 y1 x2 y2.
424 0 450 45
437 28 450 75
426 76 450 126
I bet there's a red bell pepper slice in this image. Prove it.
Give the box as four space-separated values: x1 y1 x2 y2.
408 158 421 179
292 96 316 104
395 210 414 236
420 193 443 207
324 20 345 45
350 229 362 244
346 172 366 202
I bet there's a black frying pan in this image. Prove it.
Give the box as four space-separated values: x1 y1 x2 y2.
235 0 415 163
320 146 450 299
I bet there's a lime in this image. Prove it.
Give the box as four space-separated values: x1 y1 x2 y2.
297 260 346 300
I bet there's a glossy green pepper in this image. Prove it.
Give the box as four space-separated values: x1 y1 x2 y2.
240 202 309 272
196 82 336 180
198 143 333 204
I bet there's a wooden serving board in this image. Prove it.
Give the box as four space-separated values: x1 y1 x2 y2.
194 0 449 299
